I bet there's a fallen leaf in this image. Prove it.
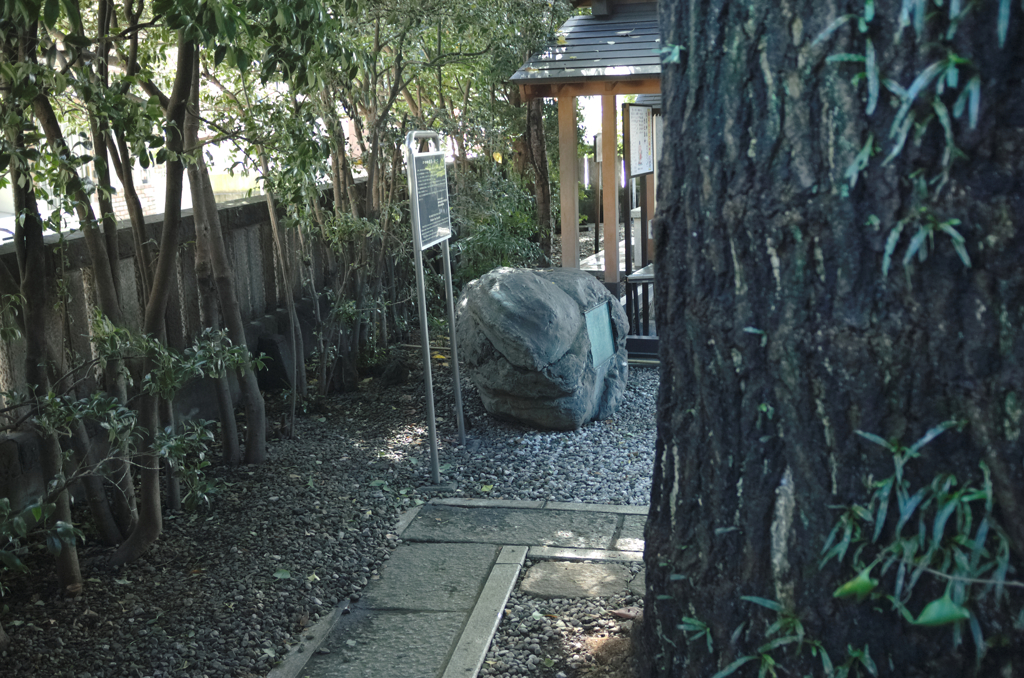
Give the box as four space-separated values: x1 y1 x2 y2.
608 606 642 619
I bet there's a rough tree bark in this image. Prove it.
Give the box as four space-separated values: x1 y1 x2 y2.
526 96 552 261
642 2 1023 677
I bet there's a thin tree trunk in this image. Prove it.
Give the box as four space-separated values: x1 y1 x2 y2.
70 421 123 546
110 34 195 568
527 96 552 260
161 398 180 511
10 124 82 594
183 56 266 464
257 149 306 431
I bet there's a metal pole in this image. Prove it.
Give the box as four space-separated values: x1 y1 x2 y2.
407 131 442 485
414 246 440 485
442 240 466 445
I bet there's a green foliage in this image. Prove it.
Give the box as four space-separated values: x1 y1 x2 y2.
451 166 543 286
155 420 220 511
0 497 83 597
816 0 1020 276
823 421 1020 665
91 315 259 399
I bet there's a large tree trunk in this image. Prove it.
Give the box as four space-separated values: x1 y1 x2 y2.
643 2 1024 677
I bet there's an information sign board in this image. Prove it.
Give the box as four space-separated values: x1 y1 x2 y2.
628 105 654 177
412 152 451 250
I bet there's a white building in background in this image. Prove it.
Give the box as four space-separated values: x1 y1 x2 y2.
0 141 260 245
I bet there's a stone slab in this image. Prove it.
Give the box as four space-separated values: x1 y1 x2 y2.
402 504 618 549
267 607 340 678
300 609 465 678
442 548 526 678
432 498 546 509
544 502 649 515
528 546 644 563
393 504 423 537
614 514 646 552
519 561 632 599
361 542 498 612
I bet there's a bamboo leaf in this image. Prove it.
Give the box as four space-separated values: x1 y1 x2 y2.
888 594 917 623
969 615 986 668
939 223 971 267
883 111 916 166
906 62 945 105
874 479 893 542
932 497 960 546
933 99 956 169
711 656 758 678
967 76 981 130
859 644 879 677
741 595 784 612
998 0 1011 48
826 53 867 64
882 221 905 278
866 39 879 115
902 226 930 266
913 0 926 35
908 420 957 455
757 634 802 654
845 134 874 187
896 487 927 535
883 78 910 101
855 430 892 450
864 0 875 22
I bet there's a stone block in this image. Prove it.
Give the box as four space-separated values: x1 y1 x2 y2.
456 267 629 430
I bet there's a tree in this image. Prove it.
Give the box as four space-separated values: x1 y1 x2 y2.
643 1 1023 676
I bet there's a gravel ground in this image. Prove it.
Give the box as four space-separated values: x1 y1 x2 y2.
484 566 644 678
0 351 657 678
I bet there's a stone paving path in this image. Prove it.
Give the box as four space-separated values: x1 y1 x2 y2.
269 499 647 678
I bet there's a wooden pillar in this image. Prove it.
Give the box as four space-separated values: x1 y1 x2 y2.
601 94 618 289
645 171 656 262
558 95 580 268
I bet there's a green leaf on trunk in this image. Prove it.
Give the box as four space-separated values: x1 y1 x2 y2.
833 566 878 602
913 593 970 626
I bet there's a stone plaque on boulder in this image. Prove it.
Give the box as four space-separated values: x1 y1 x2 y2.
456 267 629 430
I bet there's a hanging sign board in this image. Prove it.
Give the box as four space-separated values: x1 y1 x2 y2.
405 131 466 487
627 104 654 177
411 152 452 250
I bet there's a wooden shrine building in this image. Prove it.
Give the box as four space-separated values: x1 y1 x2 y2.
511 0 661 353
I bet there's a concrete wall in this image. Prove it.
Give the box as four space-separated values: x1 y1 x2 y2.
0 196 330 510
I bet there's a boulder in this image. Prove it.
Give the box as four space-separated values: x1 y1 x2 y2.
456 267 628 430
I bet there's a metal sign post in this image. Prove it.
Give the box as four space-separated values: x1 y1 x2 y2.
405 131 466 486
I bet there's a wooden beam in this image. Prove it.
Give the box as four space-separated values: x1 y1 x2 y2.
520 78 660 101
601 94 618 287
558 95 580 269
